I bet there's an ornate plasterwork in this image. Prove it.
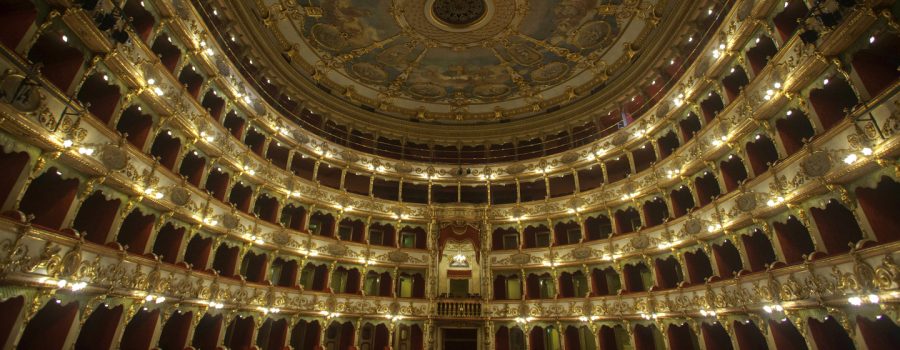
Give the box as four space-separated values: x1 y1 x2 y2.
233 0 669 123
2 221 897 322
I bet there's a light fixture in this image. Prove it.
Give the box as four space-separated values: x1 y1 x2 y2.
319 310 340 319
578 315 599 322
767 196 785 207
143 187 164 200
867 294 880 303
515 316 534 324
452 248 467 266
763 304 784 313
259 306 280 314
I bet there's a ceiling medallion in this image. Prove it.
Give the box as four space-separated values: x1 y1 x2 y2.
397 0 519 46
430 0 490 28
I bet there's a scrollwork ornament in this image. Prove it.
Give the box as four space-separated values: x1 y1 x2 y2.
874 255 898 290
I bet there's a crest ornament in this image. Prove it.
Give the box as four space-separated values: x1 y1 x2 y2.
340 151 360 163
325 243 349 257
629 234 650 250
169 187 191 206
509 252 531 265
736 193 757 212
684 218 703 235
272 230 292 246
389 301 402 315
99 145 128 171
611 132 629 146
388 250 409 263
394 163 414 174
801 151 831 177
560 152 580 164
292 130 310 144
222 214 240 230
567 198 584 211
571 246 592 260
506 163 526 175
509 206 526 219
215 58 231 77
251 100 266 116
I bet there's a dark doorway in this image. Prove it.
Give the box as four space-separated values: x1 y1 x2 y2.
443 328 478 350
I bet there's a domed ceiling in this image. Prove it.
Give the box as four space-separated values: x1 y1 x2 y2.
225 0 688 127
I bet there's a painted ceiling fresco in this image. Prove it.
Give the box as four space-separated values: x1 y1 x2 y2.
259 0 664 121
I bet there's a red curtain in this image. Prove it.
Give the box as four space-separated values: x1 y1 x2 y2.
564 326 582 350
411 324 424 350
495 326 510 350
493 275 507 300
120 308 161 350
18 300 79 350
159 310 193 350
413 274 425 298
529 327 545 350
0 296 24 347
339 322 355 350
374 324 390 350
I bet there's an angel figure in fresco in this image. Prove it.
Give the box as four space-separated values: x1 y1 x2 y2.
318 0 379 48
552 0 598 36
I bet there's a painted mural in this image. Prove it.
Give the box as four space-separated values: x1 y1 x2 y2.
279 0 661 119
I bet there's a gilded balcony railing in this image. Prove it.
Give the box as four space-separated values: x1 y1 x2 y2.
436 300 482 318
